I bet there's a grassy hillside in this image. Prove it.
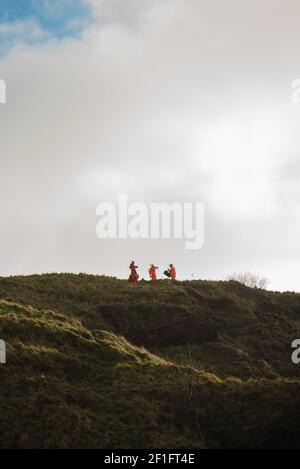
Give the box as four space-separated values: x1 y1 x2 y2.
0 274 300 448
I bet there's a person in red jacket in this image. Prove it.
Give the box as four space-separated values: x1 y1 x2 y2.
128 261 139 285
149 264 158 281
168 264 177 280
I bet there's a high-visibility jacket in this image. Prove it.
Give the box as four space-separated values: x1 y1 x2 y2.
129 264 138 274
129 264 139 282
149 266 158 280
169 266 176 279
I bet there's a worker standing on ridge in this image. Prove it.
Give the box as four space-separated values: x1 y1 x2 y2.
149 264 158 281
168 264 177 280
129 261 139 286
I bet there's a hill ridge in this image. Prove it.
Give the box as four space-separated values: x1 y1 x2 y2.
0 274 300 448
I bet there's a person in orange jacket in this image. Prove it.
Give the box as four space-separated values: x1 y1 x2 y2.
149 264 158 281
128 261 139 285
168 264 177 280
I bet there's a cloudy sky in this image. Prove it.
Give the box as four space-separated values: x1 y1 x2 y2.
0 0 300 291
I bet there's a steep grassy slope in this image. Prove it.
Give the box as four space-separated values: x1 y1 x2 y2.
0 274 300 448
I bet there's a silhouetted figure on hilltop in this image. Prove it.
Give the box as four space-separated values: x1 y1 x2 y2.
129 261 139 286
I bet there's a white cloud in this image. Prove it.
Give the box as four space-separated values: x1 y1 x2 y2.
0 0 300 290
0 20 44 37
0 19 51 57
0 19 49 44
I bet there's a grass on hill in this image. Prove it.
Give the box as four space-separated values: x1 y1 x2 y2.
0 274 300 448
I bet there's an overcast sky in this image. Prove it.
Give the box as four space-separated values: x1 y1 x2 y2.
0 0 300 291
